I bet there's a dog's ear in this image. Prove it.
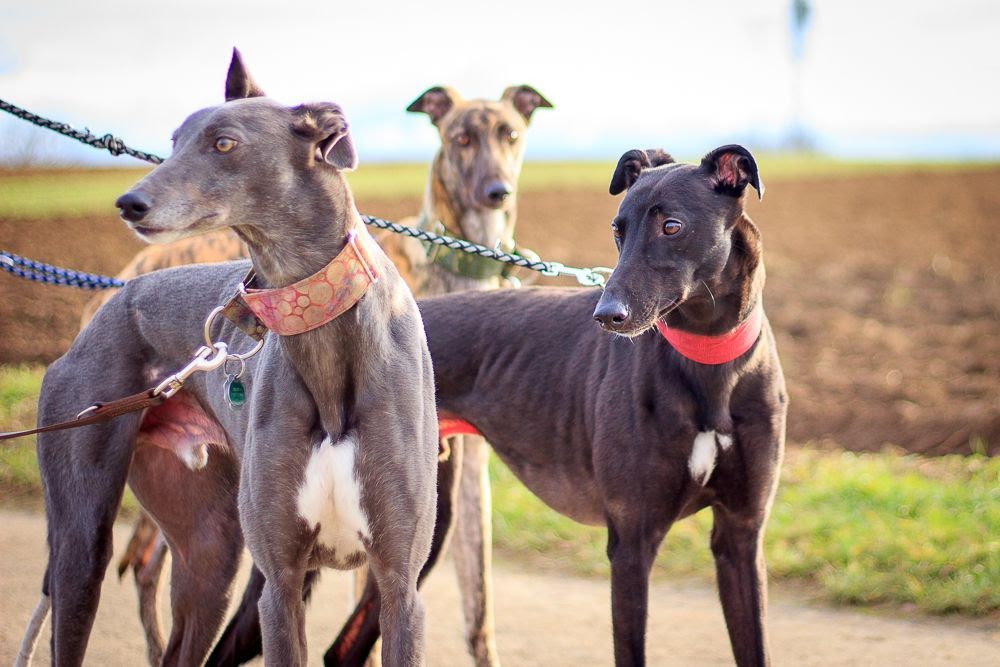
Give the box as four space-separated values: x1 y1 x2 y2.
500 85 553 123
700 144 763 201
225 48 266 101
291 103 358 171
609 148 675 195
731 216 763 315
407 86 462 126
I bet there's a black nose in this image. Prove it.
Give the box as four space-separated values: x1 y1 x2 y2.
593 298 630 329
484 181 512 206
115 191 152 223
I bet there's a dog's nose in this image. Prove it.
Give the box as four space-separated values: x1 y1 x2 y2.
115 191 153 223
484 181 512 206
593 299 630 329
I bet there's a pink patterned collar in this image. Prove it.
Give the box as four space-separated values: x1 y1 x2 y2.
239 228 380 336
655 303 763 365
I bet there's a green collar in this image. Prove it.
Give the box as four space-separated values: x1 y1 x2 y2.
419 215 516 281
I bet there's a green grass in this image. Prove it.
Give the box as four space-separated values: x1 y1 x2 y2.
0 169 149 219
768 449 1000 615
2 364 996 616
0 365 139 511
2 156 997 219
493 447 1000 617
0 365 44 494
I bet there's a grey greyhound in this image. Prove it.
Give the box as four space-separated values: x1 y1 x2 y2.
216 144 787 666
19 50 437 666
95 81 551 667
213 82 555 667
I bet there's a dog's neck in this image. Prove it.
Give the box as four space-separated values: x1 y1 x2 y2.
663 220 765 338
234 173 376 438
664 282 760 337
403 154 516 292
425 157 516 247
237 174 361 289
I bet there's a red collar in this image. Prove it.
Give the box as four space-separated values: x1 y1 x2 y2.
239 228 380 336
655 303 763 365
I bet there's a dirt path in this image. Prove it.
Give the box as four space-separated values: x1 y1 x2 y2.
2 510 997 665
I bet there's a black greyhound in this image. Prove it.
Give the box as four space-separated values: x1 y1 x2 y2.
213 144 788 666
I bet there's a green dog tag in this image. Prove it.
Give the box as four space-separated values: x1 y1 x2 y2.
224 375 246 408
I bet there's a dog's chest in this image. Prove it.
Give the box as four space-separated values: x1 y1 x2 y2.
643 370 737 488
296 433 371 567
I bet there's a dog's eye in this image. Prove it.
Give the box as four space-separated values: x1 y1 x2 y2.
214 137 238 153
663 220 683 236
456 133 471 147
610 221 621 238
505 129 519 144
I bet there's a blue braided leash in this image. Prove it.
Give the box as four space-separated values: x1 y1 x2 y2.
0 250 125 290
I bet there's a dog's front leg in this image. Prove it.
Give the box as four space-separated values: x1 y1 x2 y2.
327 438 464 667
354 380 437 667
606 518 664 667
450 434 500 666
709 506 771 667
239 369 319 666
709 406 784 667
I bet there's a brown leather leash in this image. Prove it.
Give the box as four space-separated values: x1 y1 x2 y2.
0 342 232 443
0 389 165 441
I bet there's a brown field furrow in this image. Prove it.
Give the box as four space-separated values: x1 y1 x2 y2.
2 169 998 455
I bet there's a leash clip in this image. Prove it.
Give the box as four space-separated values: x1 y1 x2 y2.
540 262 613 287
153 342 229 398
203 305 266 362
576 266 613 287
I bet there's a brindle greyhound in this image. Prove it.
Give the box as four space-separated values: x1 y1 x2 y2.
213 144 786 666
359 83 552 667
85 82 551 666
18 51 437 666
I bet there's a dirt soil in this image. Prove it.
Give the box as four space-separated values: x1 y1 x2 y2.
2 169 999 455
2 509 997 666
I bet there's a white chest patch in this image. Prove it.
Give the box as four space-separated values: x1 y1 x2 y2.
689 431 720 486
296 433 371 558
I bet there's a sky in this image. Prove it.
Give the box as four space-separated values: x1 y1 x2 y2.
1 0 998 165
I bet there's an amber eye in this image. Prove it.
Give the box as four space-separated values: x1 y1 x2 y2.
611 221 621 238
507 129 519 144
456 133 471 147
214 137 237 153
663 220 683 236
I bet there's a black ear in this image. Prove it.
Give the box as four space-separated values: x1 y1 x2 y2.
500 85 553 123
700 144 763 201
291 103 358 170
609 148 674 195
225 48 266 101
407 86 462 125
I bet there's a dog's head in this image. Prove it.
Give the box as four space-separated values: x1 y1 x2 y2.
407 85 552 222
116 48 358 245
593 145 764 337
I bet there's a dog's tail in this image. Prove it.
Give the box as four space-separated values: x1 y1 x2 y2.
15 570 51 667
